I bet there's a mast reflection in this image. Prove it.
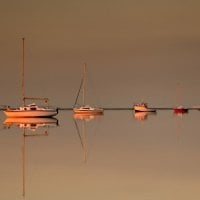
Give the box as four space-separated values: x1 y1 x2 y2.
73 112 103 163
4 118 59 197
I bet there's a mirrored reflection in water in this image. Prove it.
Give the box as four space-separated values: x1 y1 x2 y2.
1 116 59 198
1 110 200 200
173 110 189 118
3 117 59 131
73 112 104 163
73 112 103 122
134 111 157 121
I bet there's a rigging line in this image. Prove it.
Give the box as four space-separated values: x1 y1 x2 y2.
73 119 84 150
73 77 84 108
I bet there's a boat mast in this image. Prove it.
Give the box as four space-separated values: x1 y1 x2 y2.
21 38 25 106
73 62 87 107
83 63 86 106
73 78 84 107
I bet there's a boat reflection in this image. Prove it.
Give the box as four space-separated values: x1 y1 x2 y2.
73 110 103 162
18 117 58 197
73 112 103 122
173 111 189 118
173 107 189 117
3 117 58 131
134 111 157 121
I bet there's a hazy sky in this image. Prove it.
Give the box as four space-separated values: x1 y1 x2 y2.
0 0 200 107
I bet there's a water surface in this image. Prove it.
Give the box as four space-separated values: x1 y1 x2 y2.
0 109 200 200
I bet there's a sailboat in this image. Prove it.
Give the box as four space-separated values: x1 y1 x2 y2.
3 38 58 118
173 83 188 116
173 106 188 115
73 63 104 115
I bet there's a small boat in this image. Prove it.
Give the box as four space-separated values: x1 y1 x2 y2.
133 102 156 112
73 63 104 115
173 106 188 114
3 38 58 118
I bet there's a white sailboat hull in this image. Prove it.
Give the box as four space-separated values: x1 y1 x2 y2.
134 105 156 112
4 109 58 118
73 107 103 115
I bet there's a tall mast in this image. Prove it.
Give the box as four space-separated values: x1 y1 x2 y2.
83 63 86 105
21 38 25 106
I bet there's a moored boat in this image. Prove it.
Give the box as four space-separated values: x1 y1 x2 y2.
73 106 103 115
173 106 188 114
4 103 58 118
133 102 156 112
73 63 104 115
3 38 58 118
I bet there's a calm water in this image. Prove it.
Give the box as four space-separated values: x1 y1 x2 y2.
0 109 200 200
